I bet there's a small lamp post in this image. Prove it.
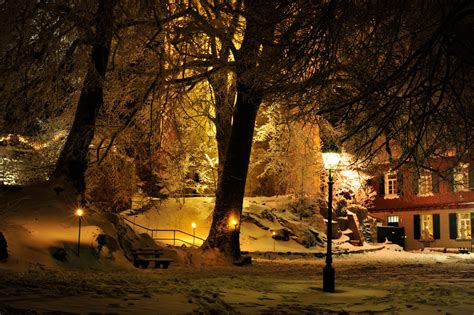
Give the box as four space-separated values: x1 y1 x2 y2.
322 144 341 293
75 208 84 256
272 231 276 252
191 222 196 245
231 219 238 230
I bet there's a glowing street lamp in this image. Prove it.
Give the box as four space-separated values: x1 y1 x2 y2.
191 222 196 245
231 219 238 230
75 208 84 256
321 141 341 293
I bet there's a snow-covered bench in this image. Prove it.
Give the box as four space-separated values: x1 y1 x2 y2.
132 248 172 269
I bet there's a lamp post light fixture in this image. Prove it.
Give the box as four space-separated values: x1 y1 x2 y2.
75 208 84 256
191 222 196 245
231 219 238 230
322 145 341 293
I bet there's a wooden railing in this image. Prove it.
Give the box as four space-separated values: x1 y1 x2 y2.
122 216 205 247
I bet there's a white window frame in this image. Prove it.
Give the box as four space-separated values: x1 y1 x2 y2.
418 171 432 196
457 212 471 240
384 172 398 199
453 163 469 192
420 214 434 241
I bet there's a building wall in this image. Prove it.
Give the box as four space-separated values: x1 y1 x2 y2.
369 160 474 250
371 208 473 250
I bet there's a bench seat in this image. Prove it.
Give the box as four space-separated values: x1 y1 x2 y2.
132 248 172 269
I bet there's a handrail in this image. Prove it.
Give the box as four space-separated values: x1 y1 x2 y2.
121 216 206 246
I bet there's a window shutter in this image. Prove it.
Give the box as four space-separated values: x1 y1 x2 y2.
471 212 474 239
431 171 439 193
433 214 440 239
397 172 404 196
448 169 454 192
412 172 419 195
449 213 457 239
469 164 474 191
379 175 385 197
414 214 420 240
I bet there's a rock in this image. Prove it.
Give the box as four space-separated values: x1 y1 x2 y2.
260 209 274 222
272 228 290 241
308 228 326 245
303 231 318 248
0 232 8 261
51 247 67 262
242 213 270 230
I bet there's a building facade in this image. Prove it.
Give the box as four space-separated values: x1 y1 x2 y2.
369 161 474 250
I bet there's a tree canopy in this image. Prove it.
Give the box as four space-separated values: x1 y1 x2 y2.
0 0 472 260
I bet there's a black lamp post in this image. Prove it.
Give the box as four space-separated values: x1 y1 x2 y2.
322 147 341 293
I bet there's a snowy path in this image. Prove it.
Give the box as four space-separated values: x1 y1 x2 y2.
0 250 473 314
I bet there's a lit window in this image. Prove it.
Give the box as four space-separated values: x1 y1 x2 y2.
387 215 399 223
387 215 399 227
385 172 398 197
457 213 471 240
420 214 433 241
418 172 432 195
453 163 469 192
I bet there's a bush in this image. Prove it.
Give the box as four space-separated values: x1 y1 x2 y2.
335 199 348 217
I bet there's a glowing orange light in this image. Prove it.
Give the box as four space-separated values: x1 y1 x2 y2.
75 208 84 217
192 222 196 229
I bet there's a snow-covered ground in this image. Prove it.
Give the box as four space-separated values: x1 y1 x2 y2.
0 248 473 314
1 188 473 314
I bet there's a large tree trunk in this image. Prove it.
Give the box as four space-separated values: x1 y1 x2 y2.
204 82 262 259
52 0 116 193
203 0 265 260
209 73 234 184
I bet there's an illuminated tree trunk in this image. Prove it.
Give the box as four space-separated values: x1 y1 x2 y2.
209 73 234 183
204 82 262 259
53 0 116 193
203 0 264 260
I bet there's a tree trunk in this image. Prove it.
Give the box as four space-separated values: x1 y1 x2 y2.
204 82 262 259
209 73 234 184
203 0 264 259
52 0 116 193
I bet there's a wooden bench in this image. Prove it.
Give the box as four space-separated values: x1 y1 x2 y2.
132 248 172 269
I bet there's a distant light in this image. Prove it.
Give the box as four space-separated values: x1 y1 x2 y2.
192 222 196 229
231 219 237 226
75 208 84 217
272 231 276 236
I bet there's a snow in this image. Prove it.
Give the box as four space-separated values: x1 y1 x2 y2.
1 188 473 314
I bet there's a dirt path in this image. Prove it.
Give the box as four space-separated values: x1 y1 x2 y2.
0 252 473 314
